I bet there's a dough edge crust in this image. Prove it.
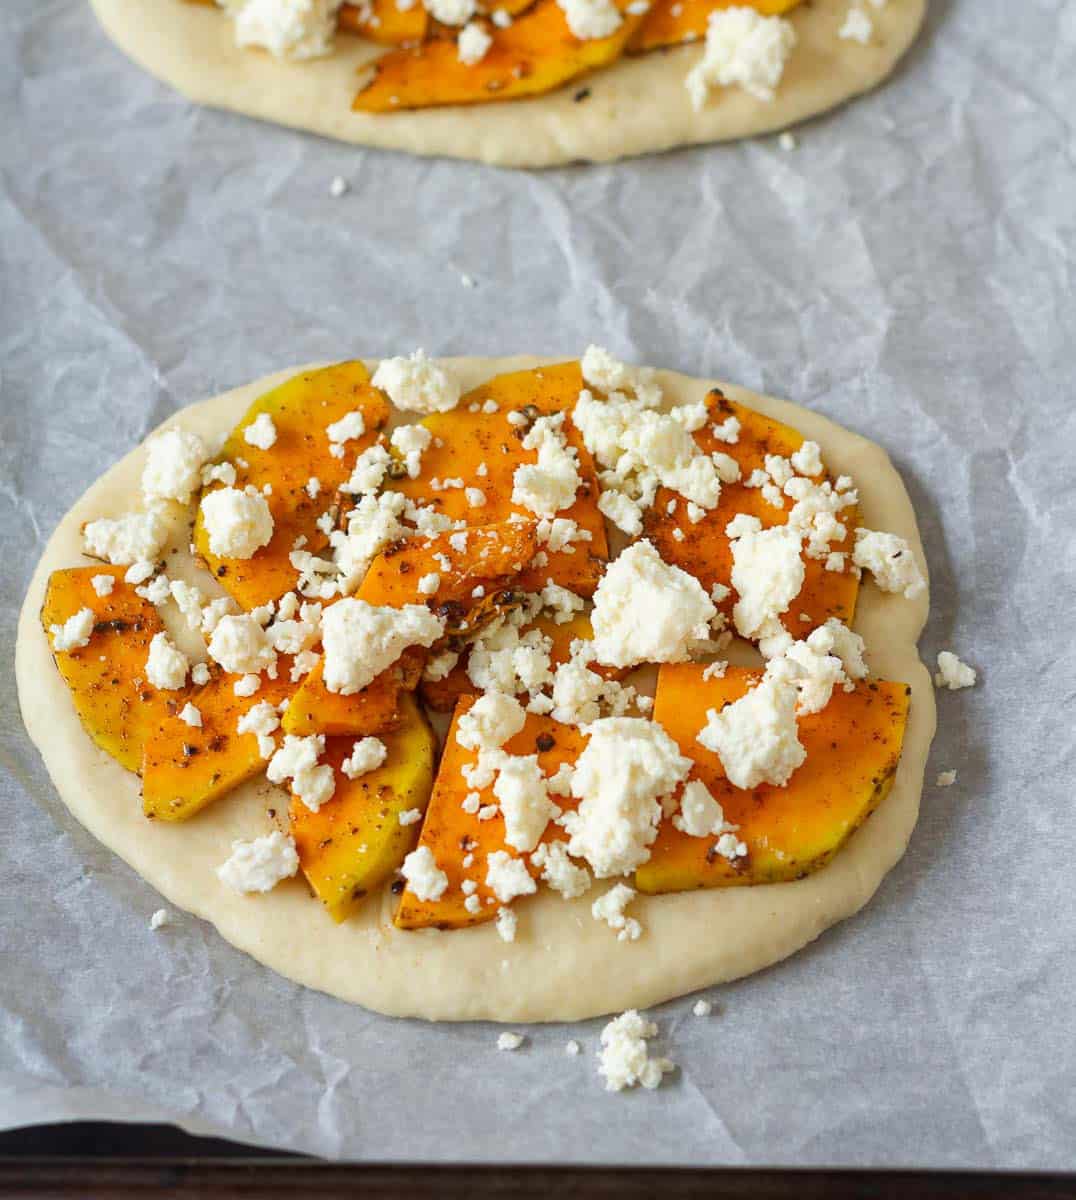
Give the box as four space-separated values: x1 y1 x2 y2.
89 0 927 167
16 356 935 1023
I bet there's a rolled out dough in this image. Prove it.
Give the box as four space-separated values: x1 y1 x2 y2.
16 357 935 1022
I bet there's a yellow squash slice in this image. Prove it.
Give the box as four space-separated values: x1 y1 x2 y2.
288 694 437 922
394 697 584 930
642 390 860 640
282 648 426 738
635 664 910 892
194 363 389 610
388 363 608 595
41 567 169 773
339 0 429 45
353 0 648 113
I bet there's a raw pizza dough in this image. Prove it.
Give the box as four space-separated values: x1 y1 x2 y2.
17 357 935 1022
89 0 926 167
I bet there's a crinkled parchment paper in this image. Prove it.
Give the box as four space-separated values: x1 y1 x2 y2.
1 0 1073 1168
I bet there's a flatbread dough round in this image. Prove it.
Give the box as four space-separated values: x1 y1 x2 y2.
17 358 935 1022
90 0 926 167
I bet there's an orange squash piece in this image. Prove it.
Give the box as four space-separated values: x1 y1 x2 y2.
388 363 608 595
41 567 170 773
338 0 428 44
282 647 425 737
635 664 910 893
193 362 389 611
289 694 437 922
629 0 803 54
353 0 647 113
642 390 860 640
394 698 584 931
356 519 539 613
141 664 296 822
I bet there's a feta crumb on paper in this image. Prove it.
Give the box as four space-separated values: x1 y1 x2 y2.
935 651 977 691
497 1032 524 1051
149 908 172 930
936 770 957 788
598 1010 675 1092
692 999 713 1017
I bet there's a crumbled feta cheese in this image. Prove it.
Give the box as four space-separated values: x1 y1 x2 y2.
467 618 555 699
493 754 558 852
267 734 335 812
135 572 172 606
233 673 261 697
685 8 797 111
495 906 517 943
790 440 823 477
225 0 343 60
672 779 729 837
237 700 280 759
485 850 537 903
727 520 804 641
327 409 366 445
764 619 865 715
838 6 872 43
191 662 212 686
935 650 977 691
398 808 423 826
417 572 441 596
563 717 691 877
692 999 713 1017
342 736 388 778
556 0 621 38
465 486 487 508
390 422 433 478
592 883 642 941
145 632 189 690
342 443 391 496
697 676 805 789
178 702 203 728
149 908 172 930
208 614 277 675
936 770 957 787
321 599 444 695
590 541 716 668
329 175 348 198
50 607 95 652
457 692 527 752
141 428 208 504
200 487 274 559
531 840 592 898
598 1010 674 1092
512 414 582 518
852 528 926 599
372 349 460 414
217 831 299 894
201 461 238 488
400 845 449 901
497 1031 524 1051
457 19 492 62
243 412 277 451
90 574 115 598
565 1039 581 1056
83 510 169 566
581 345 661 406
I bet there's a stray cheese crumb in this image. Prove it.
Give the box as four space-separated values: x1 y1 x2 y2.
217 831 299 894
838 6 873 43
495 906 517 943
936 770 957 788
149 908 172 930
598 1010 675 1092
497 1031 524 1051
591 883 643 942
935 651 977 691
692 998 713 1017
565 1039 581 1056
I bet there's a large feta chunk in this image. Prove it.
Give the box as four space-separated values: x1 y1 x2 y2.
320 598 444 695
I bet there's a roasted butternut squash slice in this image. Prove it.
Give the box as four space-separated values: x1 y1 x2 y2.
388 363 608 595
194 362 389 611
629 0 803 54
395 698 584 931
353 0 647 113
41 567 169 773
356 519 539 613
141 665 296 822
288 694 437 923
339 0 428 45
282 647 425 738
642 390 860 640
419 609 594 711
635 664 910 893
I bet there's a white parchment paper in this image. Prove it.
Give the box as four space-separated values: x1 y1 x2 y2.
1 0 1074 1168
